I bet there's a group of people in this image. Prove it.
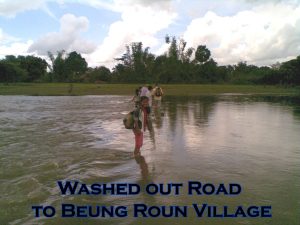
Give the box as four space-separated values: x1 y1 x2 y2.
130 84 164 156
131 84 163 111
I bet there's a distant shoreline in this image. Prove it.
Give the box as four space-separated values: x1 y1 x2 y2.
0 83 299 96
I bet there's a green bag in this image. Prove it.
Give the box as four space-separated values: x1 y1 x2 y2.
123 111 134 129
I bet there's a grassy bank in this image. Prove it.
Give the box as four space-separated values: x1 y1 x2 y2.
0 83 299 96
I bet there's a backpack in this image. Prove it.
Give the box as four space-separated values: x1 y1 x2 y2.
155 87 162 97
123 111 134 129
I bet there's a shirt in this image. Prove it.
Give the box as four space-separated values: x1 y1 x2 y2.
140 87 149 97
153 87 163 101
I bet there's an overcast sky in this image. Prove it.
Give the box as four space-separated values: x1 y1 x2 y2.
1 0 300 68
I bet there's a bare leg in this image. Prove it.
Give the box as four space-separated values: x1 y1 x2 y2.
133 130 143 156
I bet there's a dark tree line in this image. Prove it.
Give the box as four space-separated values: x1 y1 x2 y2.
0 55 47 83
1 36 300 85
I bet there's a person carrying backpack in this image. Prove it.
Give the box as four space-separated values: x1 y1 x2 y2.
132 96 151 156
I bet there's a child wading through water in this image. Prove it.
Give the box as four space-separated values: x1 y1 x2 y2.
133 96 150 156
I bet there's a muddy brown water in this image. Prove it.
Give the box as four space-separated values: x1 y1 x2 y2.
0 95 299 225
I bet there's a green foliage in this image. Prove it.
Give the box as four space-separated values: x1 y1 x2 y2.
84 66 111 83
1 37 300 86
0 55 47 83
0 61 27 82
21 56 47 82
47 50 88 82
194 45 211 64
111 37 299 86
227 62 273 84
280 56 300 85
258 57 300 86
51 50 67 82
114 42 155 83
65 51 88 82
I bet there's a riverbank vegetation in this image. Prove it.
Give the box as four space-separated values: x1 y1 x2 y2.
1 36 300 87
0 83 299 96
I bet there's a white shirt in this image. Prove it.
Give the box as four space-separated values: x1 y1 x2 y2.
140 86 149 97
140 86 152 106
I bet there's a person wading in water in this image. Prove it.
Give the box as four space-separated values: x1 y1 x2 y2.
132 96 150 156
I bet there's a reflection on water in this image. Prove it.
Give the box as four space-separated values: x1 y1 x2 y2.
0 95 300 225
134 156 150 182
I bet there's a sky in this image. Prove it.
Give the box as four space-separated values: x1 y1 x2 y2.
1 0 300 69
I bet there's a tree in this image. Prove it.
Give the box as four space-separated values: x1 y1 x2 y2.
52 50 66 82
0 61 27 83
1 55 47 82
279 56 300 85
65 51 88 82
166 36 179 61
85 66 111 83
4 37 299 85
47 50 88 82
47 51 55 73
164 35 194 63
114 42 155 83
161 36 195 83
18 55 48 82
194 45 211 64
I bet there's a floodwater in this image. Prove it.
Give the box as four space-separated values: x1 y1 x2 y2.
0 95 299 225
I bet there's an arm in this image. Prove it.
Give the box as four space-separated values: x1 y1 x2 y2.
130 96 135 102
